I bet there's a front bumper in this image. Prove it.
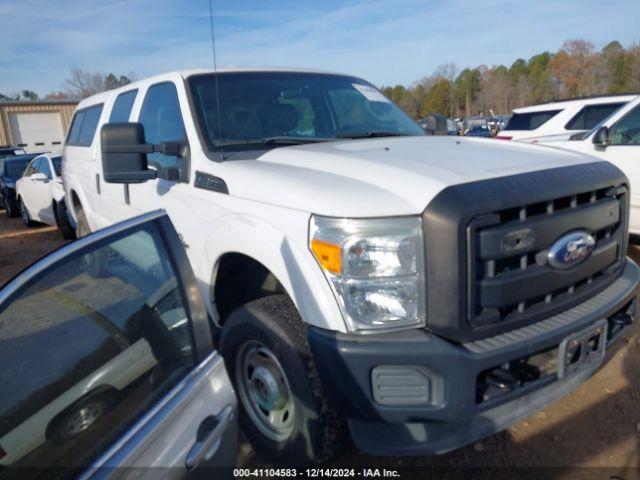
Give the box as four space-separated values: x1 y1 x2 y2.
308 259 639 456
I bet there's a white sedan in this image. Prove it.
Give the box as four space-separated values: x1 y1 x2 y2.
15 153 75 239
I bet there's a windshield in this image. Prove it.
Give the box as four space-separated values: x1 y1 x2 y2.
5 159 30 177
188 72 424 151
52 156 62 176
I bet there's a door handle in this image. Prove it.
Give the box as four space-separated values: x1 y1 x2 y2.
185 406 233 469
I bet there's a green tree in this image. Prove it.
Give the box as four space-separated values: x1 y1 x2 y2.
423 79 452 116
455 68 481 115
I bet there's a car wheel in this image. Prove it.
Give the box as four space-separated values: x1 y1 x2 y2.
19 198 36 227
50 395 111 444
55 201 77 240
220 294 345 465
3 196 18 218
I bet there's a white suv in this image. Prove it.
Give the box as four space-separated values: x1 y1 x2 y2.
548 96 640 234
497 94 637 143
62 68 639 463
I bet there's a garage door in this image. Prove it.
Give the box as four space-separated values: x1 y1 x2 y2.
8 112 64 153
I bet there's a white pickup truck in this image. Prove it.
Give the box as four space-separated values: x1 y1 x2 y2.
62 68 639 463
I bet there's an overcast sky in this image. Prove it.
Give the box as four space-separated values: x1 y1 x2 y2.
1 0 639 96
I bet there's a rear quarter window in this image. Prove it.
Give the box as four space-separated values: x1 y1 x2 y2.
504 110 561 131
565 103 625 130
66 104 104 147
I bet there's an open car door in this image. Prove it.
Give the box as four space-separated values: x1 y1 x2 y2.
0 210 237 479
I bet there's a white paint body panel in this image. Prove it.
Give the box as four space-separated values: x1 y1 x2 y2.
15 154 60 226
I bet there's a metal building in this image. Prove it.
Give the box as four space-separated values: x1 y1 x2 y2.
0 100 78 153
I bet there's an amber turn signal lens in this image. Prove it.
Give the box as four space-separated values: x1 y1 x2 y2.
311 239 342 274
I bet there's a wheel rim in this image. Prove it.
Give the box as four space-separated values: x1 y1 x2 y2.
236 341 295 441
62 401 104 437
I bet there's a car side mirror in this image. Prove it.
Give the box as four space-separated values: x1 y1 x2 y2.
101 123 157 183
593 126 609 148
30 172 48 182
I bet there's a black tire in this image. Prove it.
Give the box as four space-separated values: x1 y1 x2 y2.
55 200 77 240
220 294 345 465
19 198 37 227
50 395 111 444
3 196 18 217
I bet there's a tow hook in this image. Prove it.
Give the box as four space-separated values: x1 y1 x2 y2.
485 368 520 391
610 312 633 328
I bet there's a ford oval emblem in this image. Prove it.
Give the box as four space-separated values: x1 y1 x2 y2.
547 231 596 270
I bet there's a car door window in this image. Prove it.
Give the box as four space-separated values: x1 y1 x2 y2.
610 104 640 146
66 111 85 145
38 158 52 179
23 159 38 177
109 90 138 123
138 82 186 171
67 105 104 147
0 222 197 476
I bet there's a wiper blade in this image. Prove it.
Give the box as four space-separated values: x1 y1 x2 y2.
213 136 333 148
334 131 416 139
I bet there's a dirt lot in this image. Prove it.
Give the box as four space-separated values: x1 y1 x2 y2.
1 208 639 478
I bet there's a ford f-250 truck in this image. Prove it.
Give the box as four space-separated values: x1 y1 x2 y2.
62 68 639 463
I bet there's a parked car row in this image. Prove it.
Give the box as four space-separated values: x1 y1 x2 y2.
0 68 639 478
498 94 640 233
0 152 75 239
497 94 637 143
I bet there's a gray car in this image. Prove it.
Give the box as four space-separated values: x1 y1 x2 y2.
0 210 237 479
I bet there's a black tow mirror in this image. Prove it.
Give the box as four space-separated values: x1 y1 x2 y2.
101 123 157 183
592 126 609 148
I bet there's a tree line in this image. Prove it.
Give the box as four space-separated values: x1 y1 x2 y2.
0 69 135 101
382 39 640 119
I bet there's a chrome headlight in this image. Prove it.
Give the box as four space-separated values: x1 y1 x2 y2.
310 215 425 332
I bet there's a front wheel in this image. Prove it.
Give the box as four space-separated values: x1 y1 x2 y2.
220 295 345 465
3 196 18 217
19 198 36 227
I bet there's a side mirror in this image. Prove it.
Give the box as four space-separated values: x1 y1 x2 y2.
101 123 157 184
593 126 609 148
30 172 48 182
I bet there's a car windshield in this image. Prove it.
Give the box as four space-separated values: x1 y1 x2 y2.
5 159 30 177
188 72 424 151
52 156 62 176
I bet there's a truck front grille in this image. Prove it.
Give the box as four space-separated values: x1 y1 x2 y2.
421 161 629 343
468 185 627 330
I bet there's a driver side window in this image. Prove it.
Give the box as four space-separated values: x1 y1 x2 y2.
610 105 640 146
138 82 186 172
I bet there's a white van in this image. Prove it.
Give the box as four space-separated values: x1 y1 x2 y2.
62 68 639 463
497 94 637 143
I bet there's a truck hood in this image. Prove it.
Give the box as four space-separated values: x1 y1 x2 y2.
223 136 602 217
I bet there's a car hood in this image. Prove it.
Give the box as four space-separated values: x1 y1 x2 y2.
221 136 603 217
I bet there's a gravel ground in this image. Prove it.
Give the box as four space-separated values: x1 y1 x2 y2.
1 208 639 478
